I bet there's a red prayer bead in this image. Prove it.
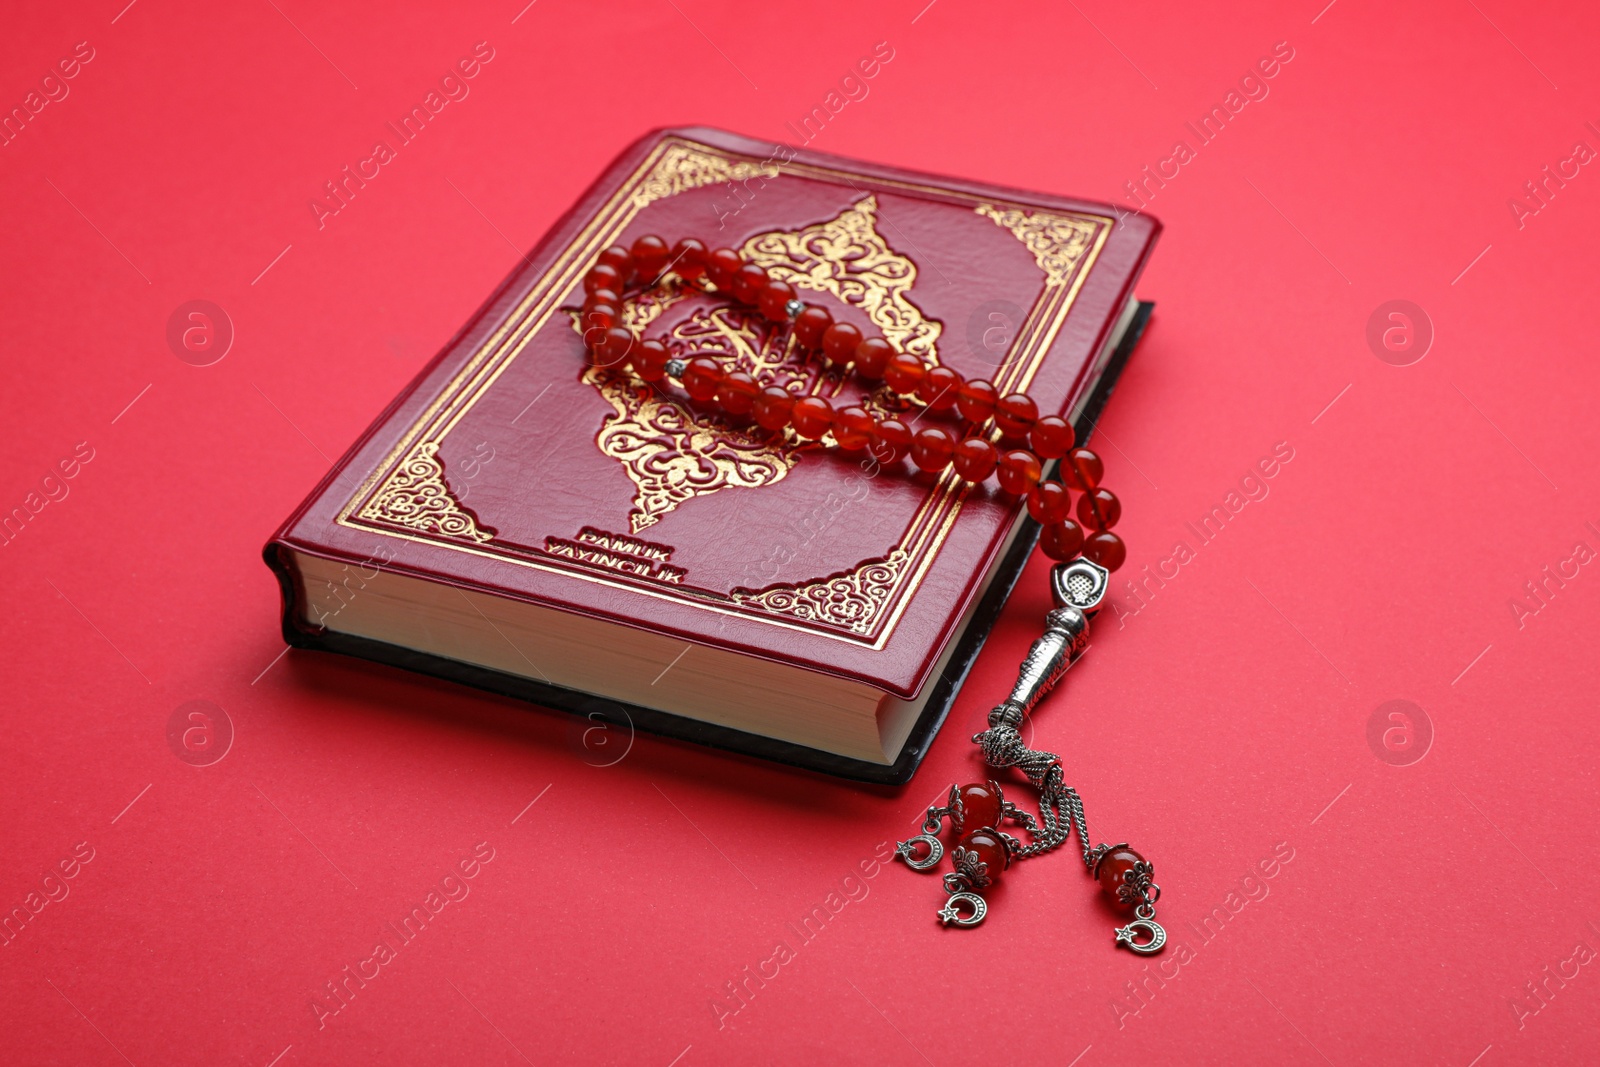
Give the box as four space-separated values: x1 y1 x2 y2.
593 326 634 369
752 387 795 431
957 378 998 423
596 245 632 281
996 449 1042 495
580 302 619 334
759 280 798 322
822 322 863 364
956 829 1009 884
706 247 742 289
870 418 913 464
794 306 833 349
918 366 962 413
570 245 1140 562
952 437 999 482
1026 481 1072 524
951 782 1004 837
717 371 759 415
1039 519 1085 561
630 234 670 282
584 263 623 294
995 392 1039 436
671 238 707 281
580 306 617 351
832 406 874 451
853 337 893 379
681 357 723 401
633 340 669 382
1031 416 1074 460
791 396 834 439
1082 530 1126 571
1077 487 1121 529
730 263 770 305
910 427 955 473
1095 846 1147 906
1062 448 1104 489
883 353 926 394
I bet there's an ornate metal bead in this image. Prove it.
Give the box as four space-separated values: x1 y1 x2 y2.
898 554 1169 951
1051 558 1109 610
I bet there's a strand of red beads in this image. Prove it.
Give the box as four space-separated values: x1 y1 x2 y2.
574 234 1127 572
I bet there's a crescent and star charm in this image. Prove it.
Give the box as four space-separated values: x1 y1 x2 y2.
938 892 987 927
894 835 944 871
1114 918 1167 955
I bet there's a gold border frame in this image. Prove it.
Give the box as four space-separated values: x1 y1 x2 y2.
334 136 1112 649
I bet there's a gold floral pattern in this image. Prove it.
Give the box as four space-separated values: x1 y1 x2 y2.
729 550 910 635
631 143 781 209
341 137 1116 648
743 195 942 361
579 196 941 533
975 203 1101 286
357 441 493 542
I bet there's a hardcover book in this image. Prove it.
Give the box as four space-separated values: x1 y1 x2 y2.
264 126 1160 784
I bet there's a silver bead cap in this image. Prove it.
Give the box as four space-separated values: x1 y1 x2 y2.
1051 559 1109 612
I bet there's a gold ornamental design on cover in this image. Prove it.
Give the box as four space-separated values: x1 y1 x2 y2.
975 203 1101 286
728 549 912 635
580 194 943 534
341 135 1117 647
630 143 781 208
357 441 494 542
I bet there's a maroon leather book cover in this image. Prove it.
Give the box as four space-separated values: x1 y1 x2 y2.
264 125 1159 731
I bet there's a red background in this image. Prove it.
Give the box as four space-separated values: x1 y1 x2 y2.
3 1 1597 1065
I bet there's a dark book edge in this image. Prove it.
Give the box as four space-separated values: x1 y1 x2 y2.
263 302 1153 786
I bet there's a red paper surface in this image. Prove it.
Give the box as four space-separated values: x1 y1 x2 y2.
3 2 1597 1065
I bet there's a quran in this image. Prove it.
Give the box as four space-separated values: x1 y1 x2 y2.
263 126 1160 783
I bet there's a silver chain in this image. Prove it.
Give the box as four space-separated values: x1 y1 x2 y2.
967 561 1116 869
972 709 1098 867
898 560 1166 947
